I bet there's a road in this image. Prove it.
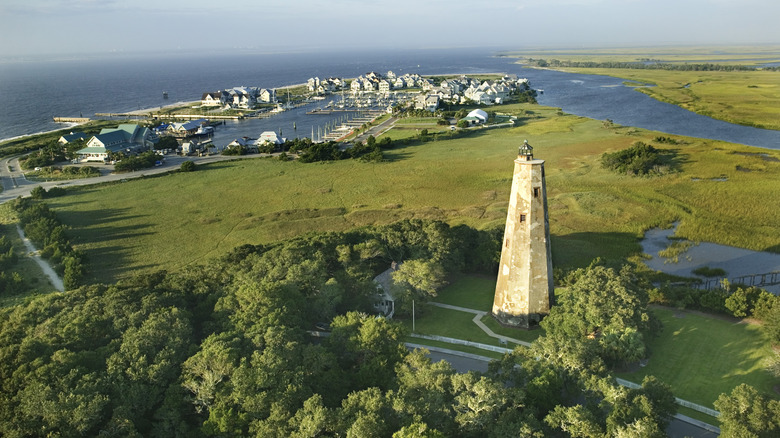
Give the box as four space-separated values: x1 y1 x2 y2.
0 153 268 204
421 348 718 438
354 116 398 143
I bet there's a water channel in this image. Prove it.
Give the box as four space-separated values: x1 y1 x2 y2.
517 66 780 150
641 225 780 295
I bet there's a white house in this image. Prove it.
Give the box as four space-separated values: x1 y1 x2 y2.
228 87 255 108
258 88 276 103
257 131 285 145
307 77 320 91
167 119 208 137
372 262 401 318
226 137 259 153
378 80 392 93
58 132 87 145
414 94 440 112
201 92 224 107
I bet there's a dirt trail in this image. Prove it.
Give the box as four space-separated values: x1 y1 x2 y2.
16 224 65 292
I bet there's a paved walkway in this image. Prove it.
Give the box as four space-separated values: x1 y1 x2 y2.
429 302 531 347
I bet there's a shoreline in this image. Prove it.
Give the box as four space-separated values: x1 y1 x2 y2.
0 122 83 144
2 72 510 144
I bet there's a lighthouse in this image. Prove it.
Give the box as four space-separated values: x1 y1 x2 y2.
492 140 554 329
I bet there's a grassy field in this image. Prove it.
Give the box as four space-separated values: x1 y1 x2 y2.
36 102 780 284
505 46 780 131
617 307 778 407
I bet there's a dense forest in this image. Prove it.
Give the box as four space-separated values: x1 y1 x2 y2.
1 208 778 436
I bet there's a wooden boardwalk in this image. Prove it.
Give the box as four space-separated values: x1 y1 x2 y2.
692 271 780 291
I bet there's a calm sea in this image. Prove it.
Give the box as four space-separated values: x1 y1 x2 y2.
0 48 514 142
2 48 779 149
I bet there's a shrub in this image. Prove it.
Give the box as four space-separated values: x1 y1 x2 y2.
114 151 158 172
601 141 666 176
45 187 67 197
30 186 45 199
692 266 727 277
180 161 196 172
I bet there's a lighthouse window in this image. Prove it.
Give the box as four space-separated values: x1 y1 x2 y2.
520 214 527 222
533 187 540 198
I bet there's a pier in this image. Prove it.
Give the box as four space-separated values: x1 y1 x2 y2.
53 117 91 123
95 113 242 120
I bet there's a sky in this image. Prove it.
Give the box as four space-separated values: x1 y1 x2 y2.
1 0 779 58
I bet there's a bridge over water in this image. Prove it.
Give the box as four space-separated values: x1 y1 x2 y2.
692 271 780 293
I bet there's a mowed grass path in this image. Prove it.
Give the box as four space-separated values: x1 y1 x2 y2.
45 103 780 283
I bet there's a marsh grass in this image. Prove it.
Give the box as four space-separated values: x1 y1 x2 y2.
554 67 780 130
37 102 780 283
508 46 780 64
507 46 780 129
658 239 697 264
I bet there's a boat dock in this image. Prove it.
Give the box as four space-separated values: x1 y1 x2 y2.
307 108 386 116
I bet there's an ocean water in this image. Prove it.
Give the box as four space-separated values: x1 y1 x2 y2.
2 47 780 149
0 48 515 142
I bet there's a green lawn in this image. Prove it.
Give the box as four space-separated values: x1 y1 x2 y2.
394 117 441 125
400 306 498 345
617 307 778 407
435 274 495 311
433 274 545 344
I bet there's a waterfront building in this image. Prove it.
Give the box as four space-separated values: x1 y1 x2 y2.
257 131 284 145
76 124 154 162
58 132 87 145
492 140 554 329
201 92 224 107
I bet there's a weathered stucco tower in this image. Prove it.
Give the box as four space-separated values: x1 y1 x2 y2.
492 140 554 329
